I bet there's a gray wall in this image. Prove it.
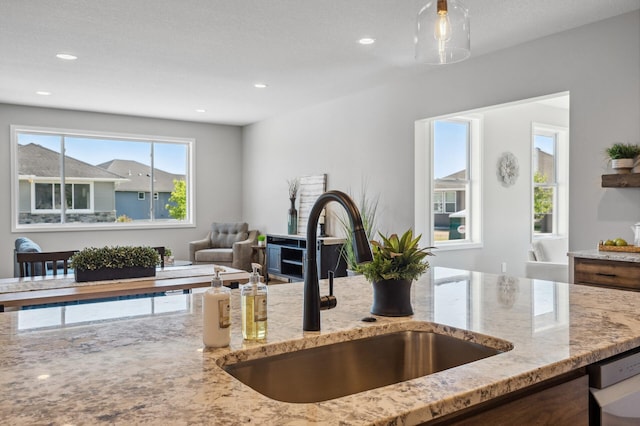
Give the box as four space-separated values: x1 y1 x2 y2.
242 11 640 276
1 104 243 277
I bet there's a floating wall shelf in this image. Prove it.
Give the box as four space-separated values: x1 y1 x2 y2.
601 173 640 188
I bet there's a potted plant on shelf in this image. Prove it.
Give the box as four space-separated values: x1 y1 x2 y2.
360 229 433 316
70 246 161 282
606 143 640 173
257 234 266 247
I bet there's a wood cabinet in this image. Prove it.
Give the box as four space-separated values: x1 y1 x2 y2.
266 234 346 282
573 257 640 291
429 371 588 425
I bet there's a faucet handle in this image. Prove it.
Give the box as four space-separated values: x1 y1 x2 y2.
320 271 337 310
328 270 334 296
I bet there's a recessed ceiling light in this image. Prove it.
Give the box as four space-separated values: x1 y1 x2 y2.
358 38 376 45
56 53 78 60
195 109 206 113
254 83 268 89
36 91 51 96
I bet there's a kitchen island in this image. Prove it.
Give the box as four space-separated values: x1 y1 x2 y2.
1 267 640 425
569 249 640 290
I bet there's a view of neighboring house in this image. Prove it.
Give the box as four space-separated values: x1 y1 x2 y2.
17 143 184 223
434 169 466 239
98 159 185 220
17 143 125 224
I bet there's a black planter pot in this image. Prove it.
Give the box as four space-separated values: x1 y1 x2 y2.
370 279 413 316
74 266 156 283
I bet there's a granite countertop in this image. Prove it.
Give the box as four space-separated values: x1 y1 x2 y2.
2 267 640 425
569 248 640 263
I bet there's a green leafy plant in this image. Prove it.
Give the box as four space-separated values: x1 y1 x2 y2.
338 186 379 272
360 229 434 282
257 234 266 242
605 143 640 159
70 246 161 271
164 247 172 257
166 179 187 220
533 171 553 220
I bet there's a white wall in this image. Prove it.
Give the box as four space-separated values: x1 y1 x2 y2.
0 104 243 277
243 11 640 276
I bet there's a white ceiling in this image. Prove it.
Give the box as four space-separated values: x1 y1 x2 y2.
1 0 638 126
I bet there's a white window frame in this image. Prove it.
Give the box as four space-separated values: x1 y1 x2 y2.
10 125 196 232
138 192 146 201
415 114 483 251
531 123 569 240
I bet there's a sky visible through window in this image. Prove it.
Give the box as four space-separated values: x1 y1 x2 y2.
433 120 467 179
534 134 554 155
18 134 187 175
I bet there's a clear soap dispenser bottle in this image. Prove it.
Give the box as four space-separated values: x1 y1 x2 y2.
203 267 231 348
241 263 267 340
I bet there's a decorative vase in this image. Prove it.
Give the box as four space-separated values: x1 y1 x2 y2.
74 266 156 283
288 198 298 235
370 279 414 316
611 158 634 174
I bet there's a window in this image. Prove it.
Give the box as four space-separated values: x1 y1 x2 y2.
414 115 482 249
532 124 568 238
433 191 457 214
11 125 194 231
34 182 91 212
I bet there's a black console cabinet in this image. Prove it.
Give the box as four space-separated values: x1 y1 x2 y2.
266 234 346 282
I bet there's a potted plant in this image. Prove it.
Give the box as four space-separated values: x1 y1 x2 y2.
338 187 379 275
606 143 640 173
360 229 433 316
70 245 161 282
257 234 266 247
164 247 175 265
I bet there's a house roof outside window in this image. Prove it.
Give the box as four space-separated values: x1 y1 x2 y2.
98 159 185 192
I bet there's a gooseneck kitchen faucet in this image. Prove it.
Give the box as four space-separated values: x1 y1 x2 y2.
303 190 373 331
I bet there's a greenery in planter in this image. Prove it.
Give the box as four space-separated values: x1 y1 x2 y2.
338 187 379 272
257 234 266 243
360 229 434 282
164 247 172 257
605 143 640 160
70 246 161 271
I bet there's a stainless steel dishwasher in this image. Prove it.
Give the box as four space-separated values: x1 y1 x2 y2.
589 348 640 425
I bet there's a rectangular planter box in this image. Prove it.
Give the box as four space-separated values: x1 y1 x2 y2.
74 266 156 283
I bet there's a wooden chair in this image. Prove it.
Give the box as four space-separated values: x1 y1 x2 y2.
16 251 78 278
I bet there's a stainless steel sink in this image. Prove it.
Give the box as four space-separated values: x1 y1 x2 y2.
222 330 509 403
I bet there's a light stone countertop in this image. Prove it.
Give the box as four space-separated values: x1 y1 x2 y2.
2 267 640 425
569 248 640 263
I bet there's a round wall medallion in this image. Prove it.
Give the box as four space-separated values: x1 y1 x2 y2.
498 152 519 186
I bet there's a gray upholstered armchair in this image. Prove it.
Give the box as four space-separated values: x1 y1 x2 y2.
188 222 258 272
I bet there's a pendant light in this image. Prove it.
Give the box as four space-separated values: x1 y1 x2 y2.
415 0 470 65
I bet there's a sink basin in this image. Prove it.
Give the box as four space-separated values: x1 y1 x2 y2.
222 330 508 403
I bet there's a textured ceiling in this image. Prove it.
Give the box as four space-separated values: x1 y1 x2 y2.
1 0 638 125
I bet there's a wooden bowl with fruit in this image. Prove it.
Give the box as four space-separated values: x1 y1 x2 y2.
599 238 640 252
